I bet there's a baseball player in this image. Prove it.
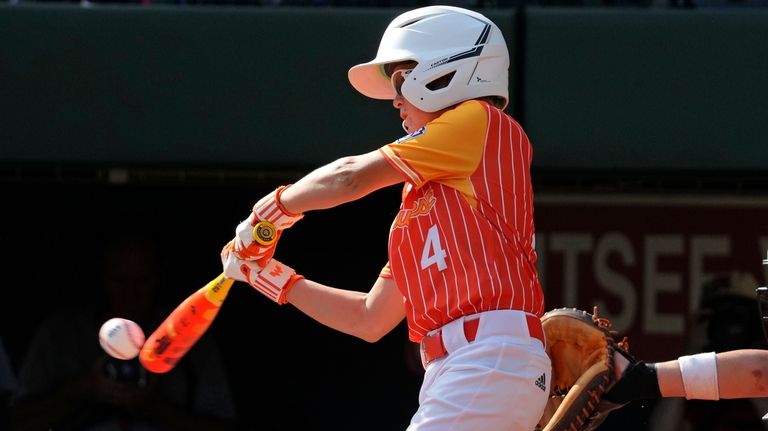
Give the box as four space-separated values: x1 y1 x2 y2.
592 274 768 429
532 301 768 430
609 349 768 403
221 6 550 430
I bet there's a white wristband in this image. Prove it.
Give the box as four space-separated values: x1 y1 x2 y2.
678 352 719 400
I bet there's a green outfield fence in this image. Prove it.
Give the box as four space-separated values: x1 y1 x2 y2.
1 5 767 174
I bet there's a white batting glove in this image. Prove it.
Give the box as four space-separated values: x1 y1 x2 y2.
252 185 304 229
233 185 303 261
232 219 281 264
221 242 302 305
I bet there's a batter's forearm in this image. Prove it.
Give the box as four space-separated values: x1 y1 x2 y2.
284 278 379 341
280 152 402 214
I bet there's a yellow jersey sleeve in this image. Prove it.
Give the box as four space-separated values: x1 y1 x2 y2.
379 100 488 190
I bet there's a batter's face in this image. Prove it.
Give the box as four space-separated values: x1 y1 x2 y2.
390 63 447 133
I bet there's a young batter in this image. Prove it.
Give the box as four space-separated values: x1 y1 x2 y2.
221 6 551 430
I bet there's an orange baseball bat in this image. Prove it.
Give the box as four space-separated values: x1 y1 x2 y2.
139 221 276 374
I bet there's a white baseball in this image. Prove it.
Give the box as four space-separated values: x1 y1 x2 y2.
98 317 146 360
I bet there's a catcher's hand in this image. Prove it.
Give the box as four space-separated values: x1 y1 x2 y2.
536 306 633 431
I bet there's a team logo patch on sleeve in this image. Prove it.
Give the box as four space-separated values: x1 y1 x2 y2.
395 126 426 144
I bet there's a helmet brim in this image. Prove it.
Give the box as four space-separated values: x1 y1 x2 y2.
348 61 394 100
348 44 417 101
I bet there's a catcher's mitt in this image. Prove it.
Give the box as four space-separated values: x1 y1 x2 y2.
536 306 632 431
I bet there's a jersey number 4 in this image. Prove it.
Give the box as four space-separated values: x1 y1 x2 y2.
421 225 448 271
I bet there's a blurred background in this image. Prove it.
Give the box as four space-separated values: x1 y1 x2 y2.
1 1 767 430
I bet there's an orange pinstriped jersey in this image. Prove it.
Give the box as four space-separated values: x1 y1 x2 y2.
379 100 544 343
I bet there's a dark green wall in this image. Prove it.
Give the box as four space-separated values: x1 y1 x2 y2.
0 5 516 168
1 4 766 170
524 8 768 170
0 5 400 166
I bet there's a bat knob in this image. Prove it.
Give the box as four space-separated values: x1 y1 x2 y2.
252 221 277 246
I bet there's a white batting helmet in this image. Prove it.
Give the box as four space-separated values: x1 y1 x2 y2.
348 6 510 113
